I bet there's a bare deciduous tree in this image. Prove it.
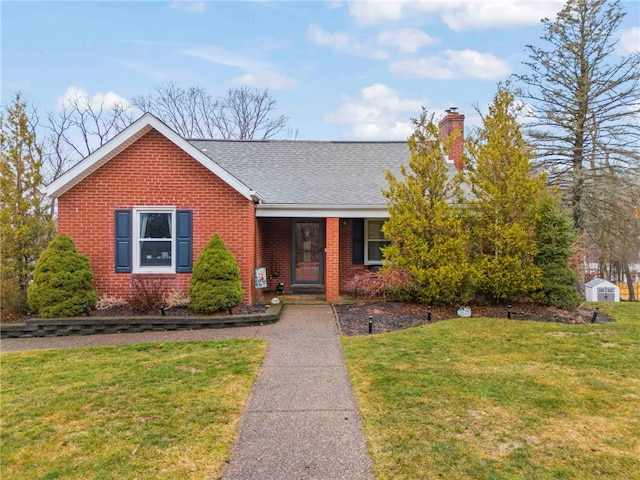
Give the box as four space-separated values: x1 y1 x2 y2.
44 92 135 181
131 82 219 138
218 86 290 140
132 82 291 140
44 84 294 182
590 175 640 299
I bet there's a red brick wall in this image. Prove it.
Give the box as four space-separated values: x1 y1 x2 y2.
325 218 340 302
254 217 266 296
257 218 292 292
339 219 367 292
438 111 465 171
254 217 370 298
56 130 258 304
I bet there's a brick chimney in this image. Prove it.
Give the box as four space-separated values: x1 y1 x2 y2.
439 107 465 171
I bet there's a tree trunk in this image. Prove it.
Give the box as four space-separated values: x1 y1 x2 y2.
624 262 636 302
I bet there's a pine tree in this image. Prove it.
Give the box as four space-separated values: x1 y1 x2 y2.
27 234 98 318
516 0 640 294
383 109 473 305
515 0 640 233
1 93 54 317
189 234 244 313
465 86 545 301
532 194 583 309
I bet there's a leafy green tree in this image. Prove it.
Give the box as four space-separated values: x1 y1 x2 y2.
515 0 640 233
27 234 98 318
189 234 243 313
382 109 473 305
465 86 545 301
1 92 55 317
532 194 583 309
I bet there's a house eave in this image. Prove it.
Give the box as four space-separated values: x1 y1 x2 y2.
255 204 389 218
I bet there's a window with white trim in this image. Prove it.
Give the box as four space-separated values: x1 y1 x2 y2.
133 208 176 273
365 219 391 265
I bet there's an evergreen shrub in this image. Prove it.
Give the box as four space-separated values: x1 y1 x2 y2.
532 195 582 309
189 234 243 313
27 234 98 317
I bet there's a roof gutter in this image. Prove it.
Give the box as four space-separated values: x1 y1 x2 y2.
255 204 389 218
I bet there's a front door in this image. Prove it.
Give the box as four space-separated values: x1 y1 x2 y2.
292 219 324 285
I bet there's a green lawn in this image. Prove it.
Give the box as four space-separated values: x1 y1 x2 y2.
1 340 267 480
342 303 640 480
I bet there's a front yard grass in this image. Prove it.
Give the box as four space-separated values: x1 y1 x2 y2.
1 339 267 480
342 303 640 479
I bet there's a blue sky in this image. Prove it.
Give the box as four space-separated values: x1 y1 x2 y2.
2 0 639 140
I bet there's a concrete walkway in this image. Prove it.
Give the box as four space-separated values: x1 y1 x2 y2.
1 305 374 480
222 304 373 480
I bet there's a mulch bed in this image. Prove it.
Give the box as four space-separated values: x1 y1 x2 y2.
5 301 612 337
91 304 269 318
334 301 612 336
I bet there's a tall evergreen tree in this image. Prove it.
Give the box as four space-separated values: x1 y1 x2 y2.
465 86 545 301
1 93 54 317
515 0 640 235
382 109 473 305
532 194 583 309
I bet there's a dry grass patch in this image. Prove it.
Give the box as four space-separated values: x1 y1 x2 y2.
1 340 267 480
342 303 640 479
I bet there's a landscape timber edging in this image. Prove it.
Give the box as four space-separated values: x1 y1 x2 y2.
0 303 282 339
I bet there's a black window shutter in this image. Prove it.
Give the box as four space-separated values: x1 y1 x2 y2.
176 210 193 273
115 210 132 273
352 218 364 264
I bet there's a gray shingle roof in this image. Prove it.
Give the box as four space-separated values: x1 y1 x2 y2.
585 278 616 288
188 139 459 206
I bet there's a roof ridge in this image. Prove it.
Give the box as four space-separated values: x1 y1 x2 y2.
187 138 408 144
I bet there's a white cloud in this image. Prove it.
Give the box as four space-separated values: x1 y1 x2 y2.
348 0 409 24
452 49 512 79
56 86 131 111
307 24 388 59
348 0 564 31
324 83 425 139
179 46 296 90
233 71 296 91
308 23 350 49
378 28 438 53
120 61 176 82
391 58 455 80
619 27 640 55
180 46 256 70
390 49 511 80
440 1 563 32
169 1 206 14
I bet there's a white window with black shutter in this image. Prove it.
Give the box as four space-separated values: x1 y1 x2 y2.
134 208 175 273
365 219 391 265
114 208 192 274
352 218 391 266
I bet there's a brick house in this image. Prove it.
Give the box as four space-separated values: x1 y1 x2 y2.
47 110 464 305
